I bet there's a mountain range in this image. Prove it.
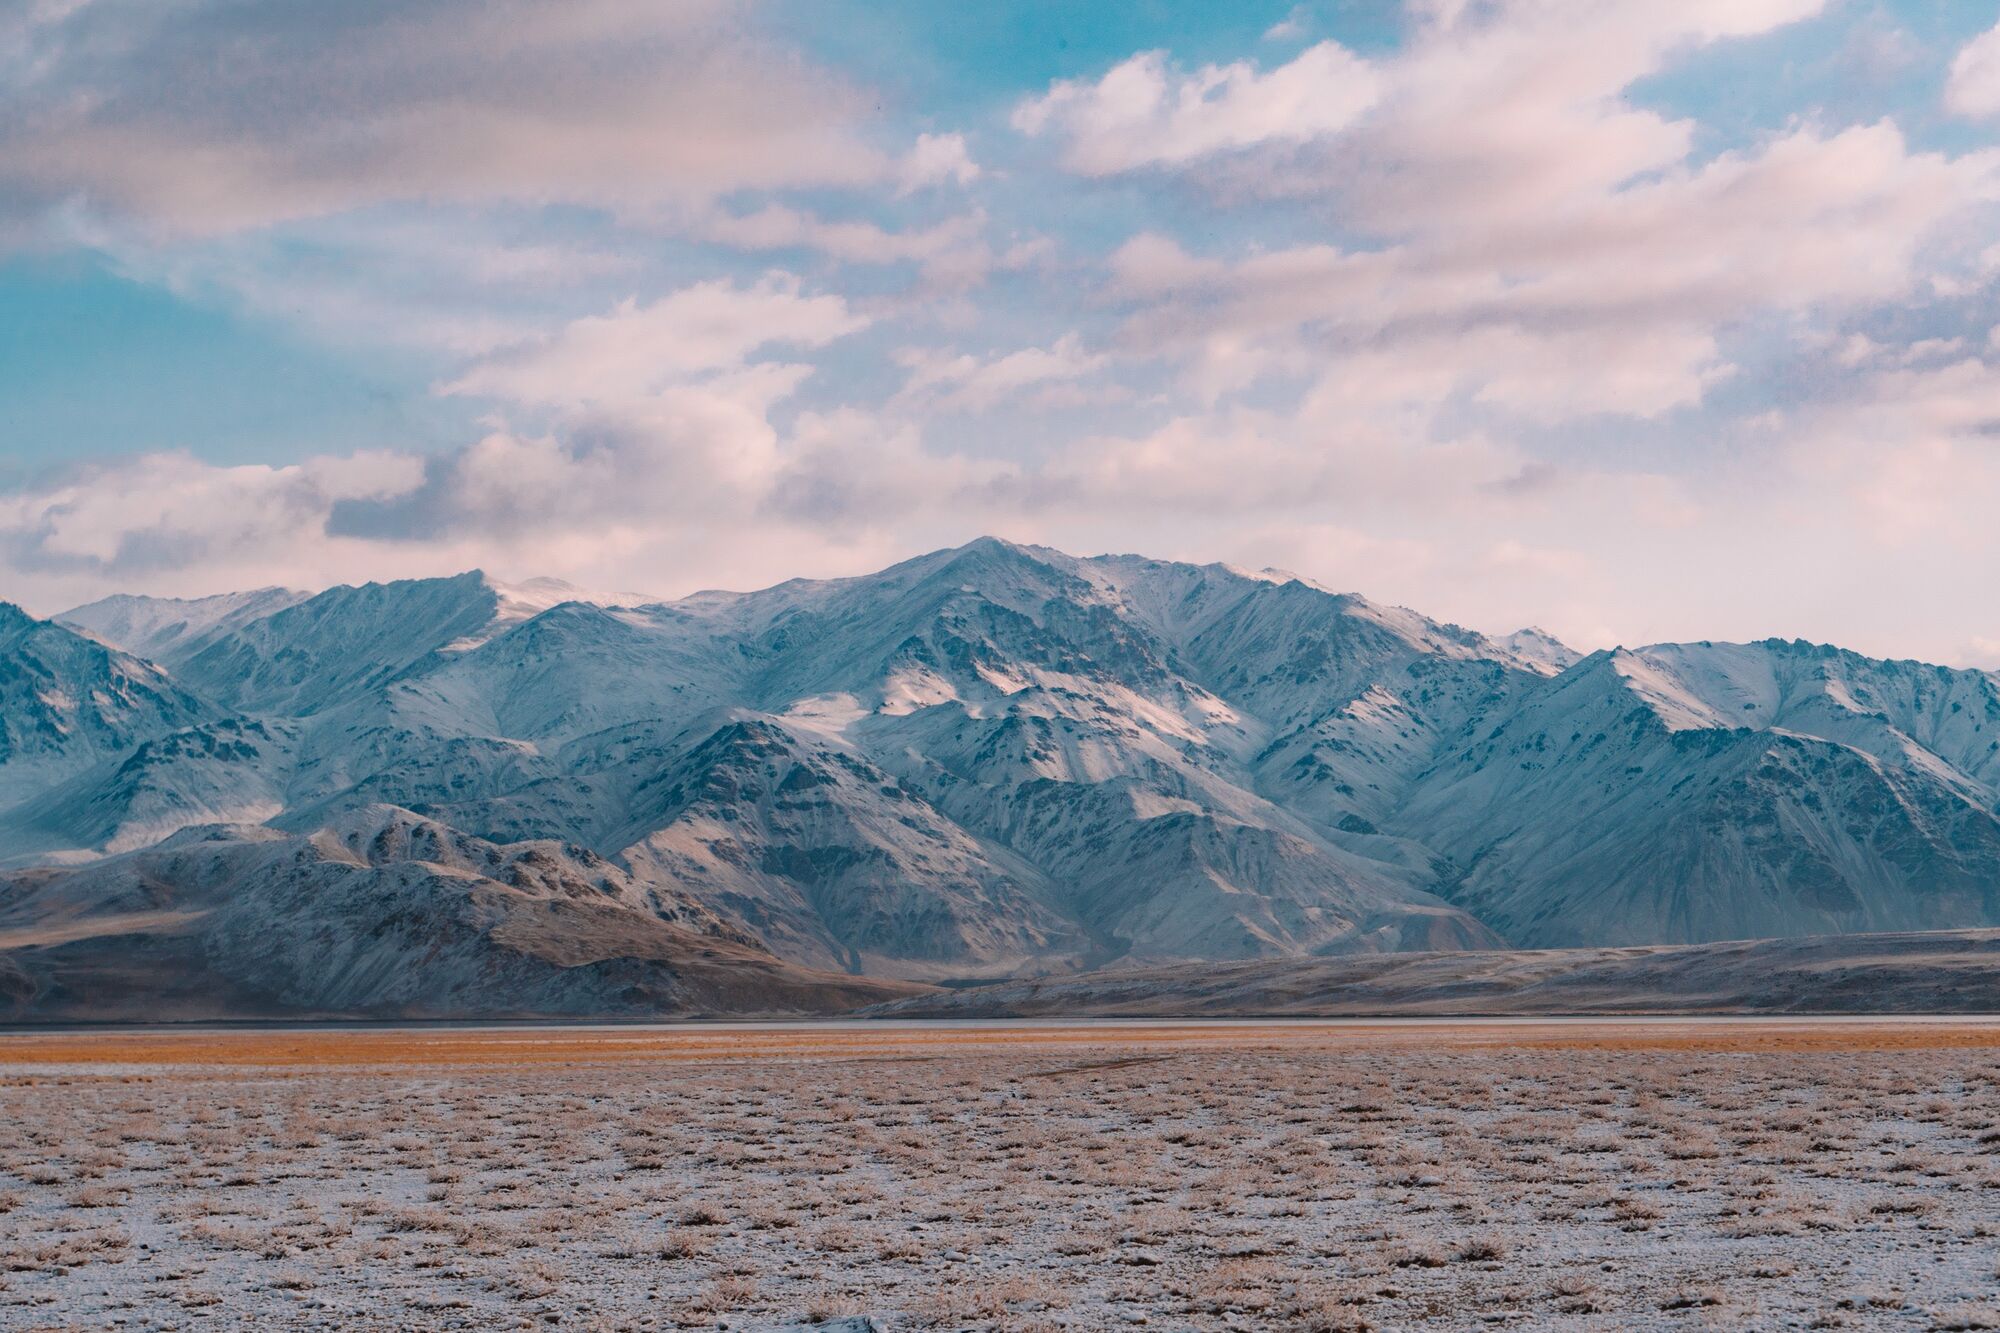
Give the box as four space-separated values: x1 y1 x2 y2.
5 537 1999 1018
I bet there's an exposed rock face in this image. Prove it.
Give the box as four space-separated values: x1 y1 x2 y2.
5 539 2000 1014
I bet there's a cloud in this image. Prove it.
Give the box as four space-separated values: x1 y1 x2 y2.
1263 8 1312 43
63 209 647 358
1795 355 2000 546
1315 2 1826 224
1018 4 1824 191
0 273 894 607
0 0 882 235
898 133 982 193
765 408 1002 527
695 205 993 287
0 406 994 614
1948 20 2000 120
8 0 2000 673
1013 41 1379 175
892 334 1113 412
439 276 867 408
11 339 2000 669
0 448 426 587
1083 14 1999 421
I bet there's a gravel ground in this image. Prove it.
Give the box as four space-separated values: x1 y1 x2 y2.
4 1023 2000 1330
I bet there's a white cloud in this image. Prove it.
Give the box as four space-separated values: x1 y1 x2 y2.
8 0 2000 674
1796 356 2000 545
1263 7 1311 43
1948 20 2000 120
64 209 645 357
1087 23 1998 422
893 334 1112 412
696 205 993 287
0 1 883 234
0 449 427 590
11 341 2000 669
898 133 982 193
1013 41 1379 175
1962 635 2000 670
1018 5 1823 190
439 277 867 408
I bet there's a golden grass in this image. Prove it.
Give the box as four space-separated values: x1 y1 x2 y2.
5 1017 2000 1068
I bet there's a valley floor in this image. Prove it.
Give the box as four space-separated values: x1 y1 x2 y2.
5 1021 2000 1330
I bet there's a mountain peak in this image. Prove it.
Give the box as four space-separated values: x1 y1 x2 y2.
58 586 309 663
1499 626 1582 675
918 535 1065 581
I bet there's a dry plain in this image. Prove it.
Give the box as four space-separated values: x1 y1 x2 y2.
5 1021 2000 1330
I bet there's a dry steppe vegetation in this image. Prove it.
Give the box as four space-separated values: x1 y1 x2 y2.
4 1022 2000 1329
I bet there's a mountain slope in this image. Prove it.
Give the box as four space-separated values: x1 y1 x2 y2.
1402 645 2000 947
172 571 509 715
58 587 309 666
2 717 296 861
0 806 920 1020
0 604 219 823
618 716 1081 978
867 928 2000 1018
16 539 2000 1002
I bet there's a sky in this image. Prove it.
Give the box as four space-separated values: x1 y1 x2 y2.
3 1 2000 665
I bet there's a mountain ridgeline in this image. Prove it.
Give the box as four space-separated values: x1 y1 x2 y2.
5 538 1999 1017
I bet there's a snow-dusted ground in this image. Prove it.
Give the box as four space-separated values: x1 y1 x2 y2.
5 1023 2000 1330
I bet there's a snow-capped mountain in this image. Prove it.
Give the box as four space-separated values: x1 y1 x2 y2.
5 538 2000 1013
58 586 311 665
0 603 218 827
1401 641 2000 946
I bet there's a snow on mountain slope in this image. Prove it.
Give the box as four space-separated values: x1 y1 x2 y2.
1500 626 1583 675
1086 560 1511 727
170 572 508 714
1250 656 1535 838
918 765 1498 959
1401 646 2000 947
714 538 1186 713
150 570 660 717
0 717 295 863
654 539 1501 964
854 671 1494 960
0 805 917 1019
0 603 217 815
617 716 1081 978
404 600 743 746
438 575 660 652
252 601 753 852
1040 558 1546 856
11 540 2000 995
57 587 309 666
1623 640 2000 798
